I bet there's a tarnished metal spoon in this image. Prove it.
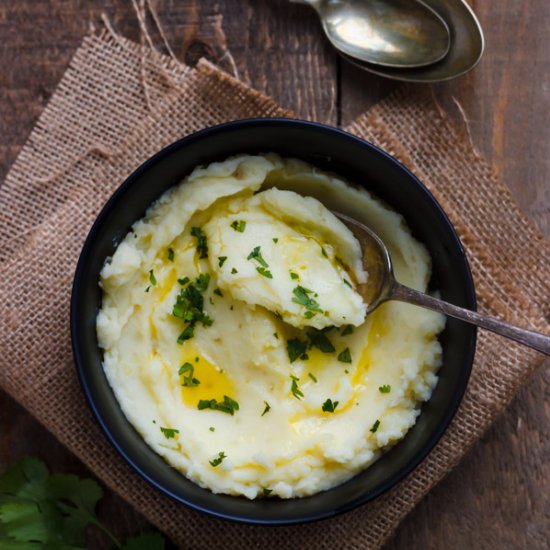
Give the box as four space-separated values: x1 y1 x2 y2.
336 213 550 355
294 0 451 68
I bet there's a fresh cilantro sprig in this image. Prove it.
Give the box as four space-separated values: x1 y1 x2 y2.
0 457 165 549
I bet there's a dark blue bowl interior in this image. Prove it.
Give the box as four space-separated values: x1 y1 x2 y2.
71 119 476 525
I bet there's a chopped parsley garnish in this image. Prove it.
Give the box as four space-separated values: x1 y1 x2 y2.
370 419 380 433
321 246 328 258
272 238 279 243
173 273 213 343
168 248 175 262
263 488 273 496
149 269 157 286
179 362 200 387
322 399 339 413
230 220 246 232
292 286 323 315
289 271 299 280
379 385 391 393
287 338 309 362
303 311 315 319
247 246 269 268
343 278 352 288
178 276 190 286
231 267 238 274
261 401 271 416
213 288 223 297
160 427 179 439
218 256 227 268
191 226 208 258
308 372 318 383
341 325 354 336
308 331 335 353
338 348 352 363
209 451 226 467
273 332 279 339
290 375 304 400
145 286 150 293
198 395 240 416
209 426 215 432
256 266 273 278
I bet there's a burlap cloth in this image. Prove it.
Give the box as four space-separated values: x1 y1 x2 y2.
1 27 549 549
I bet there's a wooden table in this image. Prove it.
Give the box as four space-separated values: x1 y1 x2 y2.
1 1 549 547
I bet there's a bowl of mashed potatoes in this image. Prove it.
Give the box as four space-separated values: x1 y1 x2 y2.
71 119 476 524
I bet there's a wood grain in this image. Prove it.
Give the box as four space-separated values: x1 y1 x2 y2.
1 1 548 548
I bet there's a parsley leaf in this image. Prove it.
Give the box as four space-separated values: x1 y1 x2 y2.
287 338 309 362
272 238 279 243
308 372 318 383
370 419 380 433
292 286 323 314
308 331 335 353
213 288 223 297
218 256 227 268
160 427 179 439
289 271 299 280
198 395 240 415
167 248 175 262
209 452 227 467
263 488 273 496
230 220 246 232
173 274 213 343
337 348 352 363
261 401 271 416
177 276 190 286
231 267 238 274
322 398 339 413
341 325 354 336
247 246 269 268
179 362 200 387
379 385 391 393
256 266 273 278
149 269 157 286
190 226 208 258
290 375 304 400
343 278 352 288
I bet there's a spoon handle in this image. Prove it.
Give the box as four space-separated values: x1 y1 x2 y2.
391 283 550 356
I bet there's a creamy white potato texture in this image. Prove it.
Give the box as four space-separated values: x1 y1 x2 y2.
97 154 445 499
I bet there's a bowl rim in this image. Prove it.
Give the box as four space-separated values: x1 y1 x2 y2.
71 117 477 525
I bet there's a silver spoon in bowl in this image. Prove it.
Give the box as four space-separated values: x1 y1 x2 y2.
293 0 451 68
336 213 550 355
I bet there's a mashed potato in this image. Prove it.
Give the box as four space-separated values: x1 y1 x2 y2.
97 154 445 499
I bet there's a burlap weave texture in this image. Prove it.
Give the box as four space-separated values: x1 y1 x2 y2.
0 29 548 549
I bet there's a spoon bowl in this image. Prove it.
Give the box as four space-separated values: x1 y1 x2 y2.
297 0 451 68
336 213 550 356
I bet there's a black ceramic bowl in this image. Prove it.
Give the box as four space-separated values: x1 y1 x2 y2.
71 118 476 525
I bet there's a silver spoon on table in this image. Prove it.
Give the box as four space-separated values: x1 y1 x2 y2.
336 213 550 355
293 0 451 68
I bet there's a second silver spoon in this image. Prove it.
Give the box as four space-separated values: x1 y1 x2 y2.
295 0 451 68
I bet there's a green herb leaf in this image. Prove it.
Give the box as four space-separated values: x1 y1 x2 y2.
261 401 271 416
341 325 354 336
173 274 213 343
231 267 238 274
177 276 190 286
289 271 299 280
273 332 279 339
292 286 323 313
247 246 269 268
321 246 328 258
370 419 380 433
213 288 223 297
149 269 157 286
195 273 210 292
177 324 195 344
160 427 179 439
145 286 150 293
290 375 304 400
272 238 279 243
287 338 308 363
337 348 352 363
308 331 336 353
191 226 208 258
230 220 246 232
209 452 227 467
308 372 318 383
167 248 175 262
343 278 352 288
179 363 200 387
209 427 215 432
197 395 240 416
379 385 391 393
256 266 273 278
218 256 227 268
263 488 273 496
322 398 339 413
